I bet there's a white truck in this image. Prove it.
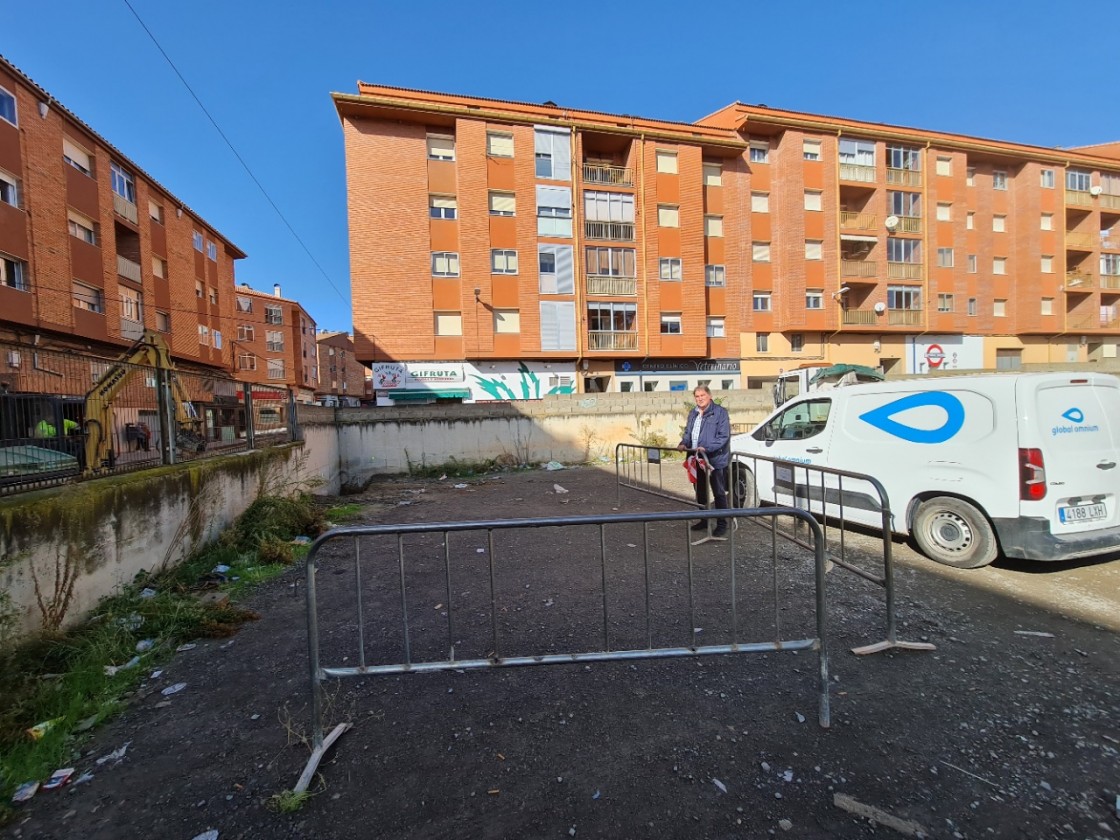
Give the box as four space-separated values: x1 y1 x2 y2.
731 372 1120 568
772 363 884 408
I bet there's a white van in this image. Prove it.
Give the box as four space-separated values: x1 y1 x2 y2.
729 372 1120 568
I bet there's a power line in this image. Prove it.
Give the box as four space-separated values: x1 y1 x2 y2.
120 0 349 308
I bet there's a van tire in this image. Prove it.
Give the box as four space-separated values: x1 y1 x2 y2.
731 464 757 507
913 497 998 569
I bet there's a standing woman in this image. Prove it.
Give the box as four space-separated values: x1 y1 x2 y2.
677 385 732 537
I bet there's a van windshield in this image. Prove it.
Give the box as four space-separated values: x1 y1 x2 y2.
756 398 832 441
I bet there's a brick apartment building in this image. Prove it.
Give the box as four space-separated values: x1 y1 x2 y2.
0 56 244 378
232 284 318 403
314 330 369 405
334 83 1120 400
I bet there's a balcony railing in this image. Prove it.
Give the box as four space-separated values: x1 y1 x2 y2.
582 164 633 187
841 259 877 277
584 221 635 241
112 192 138 224
840 211 877 230
120 318 144 341
888 309 923 326
1100 316 1120 329
886 168 922 187
839 163 876 183
1066 189 1092 207
588 331 638 351
1100 233 1120 251
897 215 922 234
1065 271 1094 291
887 262 923 280
586 275 637 296
116 255 142 283
1100 194 1120 212
1101 275 1120 290
841 309 877 325
1065 231 1096 249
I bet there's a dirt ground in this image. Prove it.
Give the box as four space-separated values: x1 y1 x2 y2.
5 465 1119 840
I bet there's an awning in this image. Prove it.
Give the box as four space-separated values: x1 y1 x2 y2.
840 234 878 243
386 389 470 401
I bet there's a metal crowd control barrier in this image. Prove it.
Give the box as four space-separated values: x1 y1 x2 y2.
301 509 829 790
728 452 934 657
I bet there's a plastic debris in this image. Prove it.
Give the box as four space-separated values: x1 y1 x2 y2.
592 789 601 800
795 712 806 724
1014 630 1055 638
26 718 62 740
74 714 99 733
213 564 231 574
191 832 220 840
553 484 569 494
783 769 794 782
117 613 144 631
139 588 158 599
73 772 95 786
136 639 154 653
292 536 312 545
41 768 75 791
104 656 141 676
11 782 39 804
150 670 163 680
96 741 131 766
712 778 727 794
454 483 468 489
176 643 198 652
545 461 565 471
476 548 486 554
162 682 187 696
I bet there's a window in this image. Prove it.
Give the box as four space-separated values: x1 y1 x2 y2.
214 330 224 351
67 211 97 245
1102 253 1120 275
790 333 804 353
705 265 726 287
704 215 723 237
937 247 954 268
431 251 461 277
937 293 954 313
1041 297 1054 316
887 145 921 172
805 240 823 260
236 295 253 313
1041 255 1053 273
753 291 772 311
803 139 821 161
1040 169 1055 189
206 240 217 261
156 311 171 332
538 245 574 294
655 150 678 174
586 247 636 277
660 313 682 335
489 191 515 216
936 157 952 176
198 324 210 345
426 134 455 161
993 257 1007 275
149 200 163 223
587 302 636 334
238 353 257 371
540 300 576 350
491 249 518 274
430 195 458 219
0 85 16 126
751 192 769 213
534 126 571 180
993 215 1006 233
806 289 823 310
966 212 974 230
756 333 769 353
237 324 254 341
968 298 977 316
752 242 771 262
658 258 682 281
996 349 1021 370
192 231 204 251
536 186 572 237
152 257 166 279
703 162 722 186
208 286 218 305
266 330 284 351
887 237 921 263
0 169 18 207
936 203 951 222
493 309 520 333
434 312 463 336
968 254 977 273
267 359 285 380
993 170 1008 190
657 205 679 227
110 162 135 203
265 304 283 325
1041 213 1053 231
888 191 920 218
63 138 92 175
486 132 513 158
583 191 634 222
804 190 822 211
993 299 1007 318
749 139 769 163
1067 169 1091 192
839 139 875 167
707 317 725 338
119 288 143 322
966 167 975 186
888 285 921 310
195 279 204 298
71 281 101 311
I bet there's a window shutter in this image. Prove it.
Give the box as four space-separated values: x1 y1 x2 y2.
554 246 574 294
538 245 558 294
536 185 570 211
487 133 513 157
491 192 515 214
63 138 91 171
540 302 558 350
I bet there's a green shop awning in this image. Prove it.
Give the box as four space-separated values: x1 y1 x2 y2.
386 389 470 401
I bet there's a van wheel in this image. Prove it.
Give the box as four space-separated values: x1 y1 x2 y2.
731 464 757 507
913 497 998 569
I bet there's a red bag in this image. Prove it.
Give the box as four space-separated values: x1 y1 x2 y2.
684 455 698 485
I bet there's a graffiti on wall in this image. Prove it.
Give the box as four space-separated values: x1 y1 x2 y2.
472 362 576 401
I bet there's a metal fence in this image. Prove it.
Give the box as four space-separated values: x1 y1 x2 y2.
0 340 296 495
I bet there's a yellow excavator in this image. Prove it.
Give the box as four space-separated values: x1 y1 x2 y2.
83 330 205 476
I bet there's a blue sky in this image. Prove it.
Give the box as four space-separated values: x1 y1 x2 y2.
6 0 1118 333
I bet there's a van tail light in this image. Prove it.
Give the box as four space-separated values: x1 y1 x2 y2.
1019 448 1046 501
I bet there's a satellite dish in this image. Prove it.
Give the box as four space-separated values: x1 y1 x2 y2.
1089 185 1103 196
884 215 900 231
873 302 886 314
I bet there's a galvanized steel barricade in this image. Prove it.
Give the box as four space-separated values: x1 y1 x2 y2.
301 509 830 789
615 443 720 507
728 451 934 657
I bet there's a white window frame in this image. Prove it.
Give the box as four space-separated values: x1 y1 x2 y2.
238 324 255 342
1040 213 1053 231
0 85 16 127
206 240 217 261
804 190 822 211
489 191 515 216
802 139 821 161
936 203 951 221
63 138 92 175
968 254 978 273
655 150 678 174
805 240 823 261
993 215 1006 233
704 215 723 237
790 333 805 353
968 298 977 316
749 139 769 163
110 161 135 203
937 293 954 313
936 157 952 176
659 313 682 335
657 205 679 227
937 247 954 268
1041 255 1053 273
705 265 726 287
152 256 166 279
993 257 1007 275
805 289 823 310
267 358 285 380
751 192 769 213
486 132 513 158
992 170 1008 190
156 311 171 332
1040 169 1055 189
966 212 974 230
756 332 769 353
658 257 682 281
434 311 463 336
753 291 772 312
192 231 204 251
67 211 97 245
491 249 518 274
1041 297 1054 316
993 299 1007 317
266 330 285 352
430 195 458 219
706 317 725 338
265 304 283 325
426 134 455 161
0 169 18 208
703 162 722 186
493 309 520 333
72 280 101 311
752 242 771 262
432 251 461 277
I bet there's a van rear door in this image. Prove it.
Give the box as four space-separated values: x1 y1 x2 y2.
1026 377 1120 534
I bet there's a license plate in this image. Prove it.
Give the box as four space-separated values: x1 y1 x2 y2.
1058 502 1107 524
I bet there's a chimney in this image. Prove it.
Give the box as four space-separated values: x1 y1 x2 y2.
273 284 282 297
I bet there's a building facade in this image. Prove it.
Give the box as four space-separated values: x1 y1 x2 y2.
232 284 318 402
0 56 244 375
314 331 368 405
335 83 1120 399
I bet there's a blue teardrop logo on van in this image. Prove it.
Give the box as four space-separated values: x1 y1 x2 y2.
1062 408 1084 423
858 392 965 444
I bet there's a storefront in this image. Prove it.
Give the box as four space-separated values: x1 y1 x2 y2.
612 359 741 393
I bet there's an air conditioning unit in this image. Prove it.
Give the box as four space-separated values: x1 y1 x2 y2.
6 350 21 369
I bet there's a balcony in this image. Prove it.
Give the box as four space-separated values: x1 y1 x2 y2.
117 255 142 283
113 192 138 224
886 168 922 187
897 215 922 234
586 275 637 296
1100 233 1120 251
582 164 633 187
584 221 635 242
887 262 923 280
1065 231 1096 249
1101 194 1120 212
841 259 877 278
841 309 877 325
1101 275 1120 291
840 211 877 231
1066 189 1092 207
839 163 876 183
888 309 923 326
121 318 144 341
1101 316 1120 329
588 331 638 351
1065 271 1094 292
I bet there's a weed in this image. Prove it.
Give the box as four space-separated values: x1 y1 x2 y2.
268 788 313 813
323 503 361 522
